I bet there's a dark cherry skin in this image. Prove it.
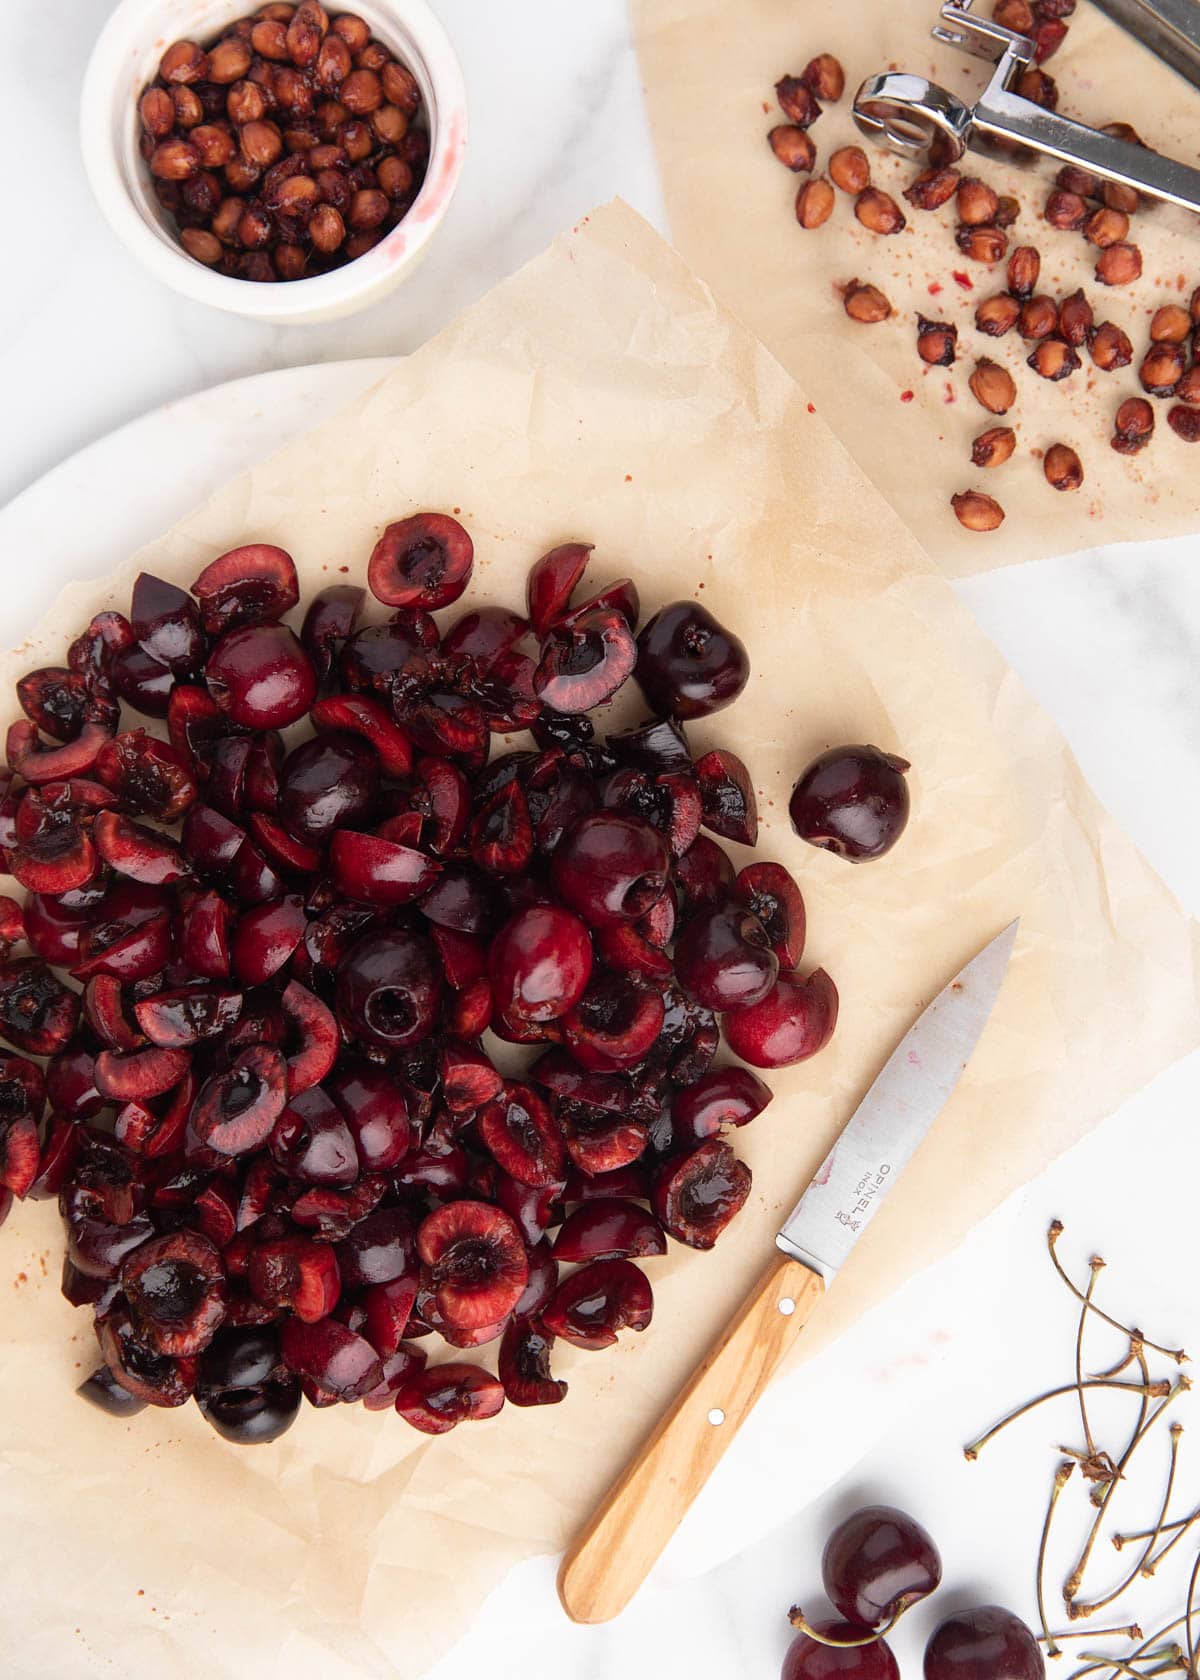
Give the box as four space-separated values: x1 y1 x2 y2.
783 1622 901 1680
822 1505 942 1631
205 623 317 731
198 1375 302 1444
789 745 911 862
550 811 670 928
489 904 594 1022
335 928 443 1050
923 1608 1044 1680
723 967 839 1069
278 731 378 844
673 903 779 1011
635 600 750 719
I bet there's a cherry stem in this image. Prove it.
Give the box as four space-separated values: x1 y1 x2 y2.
1048 1222 1187 1365
1072 1425 1183 1616
1040 1461 1076 1656
1076 1257 1105 1463
964 1380 1170 1461
786 1608 899 1646
1133 1512 1200 1582
1185 1549 1200 1679
1040 1627 1144 1645
1064 1381 1190 1612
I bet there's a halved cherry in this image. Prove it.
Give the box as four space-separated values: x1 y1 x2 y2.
448 976 492 1038
310 692 413 776
653 1139 752 1249
534 609 637 713
121 1229 228 1357
166 683 226 769
130 572 205 673
249 1235 341 1324
207 736 253 819
0 895 26 957
478 1082 565 1187
6 720 113 785
94 1045 190 1102
300 582 366 681
182 803 245 875
541 1257 653 1350
723 968 839 1069
368 512 474 611
416 1200 529 1329
362 1275 421 1357
675 834 736 915
439 1039 504 1113
394 1362 505 1434
93 809 190 886
28 1115 82 1200
558 576 640 632
46 1040 105 1120
695 749 758 845
527 542 592 636
190 543 300 635
230 899 304 994
561 1161 650 1203
442 605 528 665
246 811 322 875
558 1104 649 1176
113 645 173 717
671 1065 773 1144
330 830 441 905
95 730 198 820
428 925 487 989
280 979 339 1094
67 608 134 690
179 888 233 978
191 1045 289 1157
280 1315 382 1399
562 972 666 1071
269 1086 359 1186
361 1341 428 1412
596 921 673 979
494 1172 562 1246
83 974 142 1050
0 958 81 1053
228 839 284 905
0 1112 40 1198
97 1307 198 1407
474 649 540 733
190 1179 238 1249
23 896 93 972
499 1319 567 1407
16 665 98 743
72 903 173 985
551 1199 667 1263
9 822 97 894
733 862 806 967
469 781 533 877
409 756 470 855
325 1060 411 1172
133 985 244 1048
289 1173 386 1239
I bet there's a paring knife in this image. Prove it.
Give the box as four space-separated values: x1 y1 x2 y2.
558 920 1019 1625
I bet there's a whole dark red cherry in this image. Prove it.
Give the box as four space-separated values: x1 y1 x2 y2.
822 1505 942 1632
635 600 750 719
550 811 669 927
206 623 317 730
335 928 443 1049
924 1608 1044 1680
788 745 911 862
673 903 778 1011
489 904 594 1021
783 1621 900 1680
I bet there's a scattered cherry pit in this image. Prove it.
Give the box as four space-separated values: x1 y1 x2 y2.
0 514 909 1444
784 1505 1043 1679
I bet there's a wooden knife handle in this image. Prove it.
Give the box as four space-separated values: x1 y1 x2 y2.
557 1250 825 1625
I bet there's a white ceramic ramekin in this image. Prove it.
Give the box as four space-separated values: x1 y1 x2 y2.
80 0 467 324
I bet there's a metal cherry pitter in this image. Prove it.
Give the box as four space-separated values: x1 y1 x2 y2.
851 0 1200 227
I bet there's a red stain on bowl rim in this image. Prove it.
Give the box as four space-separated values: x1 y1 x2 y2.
372 109 466 272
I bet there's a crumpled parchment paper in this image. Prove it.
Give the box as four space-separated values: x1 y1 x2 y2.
633 0 1200 575
1 202 1196 1679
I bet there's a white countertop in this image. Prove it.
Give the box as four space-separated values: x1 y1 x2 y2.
3 5 1200 1678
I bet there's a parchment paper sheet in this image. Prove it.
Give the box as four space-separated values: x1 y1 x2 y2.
633 0 1200 575
1 202 1197 1679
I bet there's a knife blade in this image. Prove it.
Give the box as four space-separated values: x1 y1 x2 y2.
559 919 1019 1625
777 917 1020 1280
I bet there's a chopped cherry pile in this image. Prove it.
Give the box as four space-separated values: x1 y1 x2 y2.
783 1506 1043 1680
0 517 854 1444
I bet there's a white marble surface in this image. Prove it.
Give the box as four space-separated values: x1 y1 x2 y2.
2 5 1200 1679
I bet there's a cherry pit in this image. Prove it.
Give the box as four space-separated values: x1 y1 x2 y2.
0 513 909 1443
